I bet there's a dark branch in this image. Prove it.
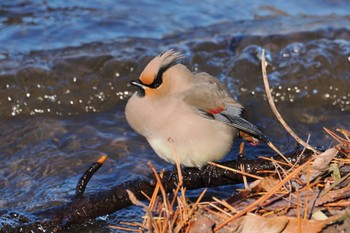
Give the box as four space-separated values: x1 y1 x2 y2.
0 148 315 232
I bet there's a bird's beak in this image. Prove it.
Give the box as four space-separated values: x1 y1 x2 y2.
128 80 146 88
128 80 147 97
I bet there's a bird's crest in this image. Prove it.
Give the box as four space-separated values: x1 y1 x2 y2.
139 50 184 87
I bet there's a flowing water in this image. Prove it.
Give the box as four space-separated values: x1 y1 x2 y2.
0 0 350 232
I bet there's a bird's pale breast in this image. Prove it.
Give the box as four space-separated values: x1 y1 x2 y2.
125 93 236 167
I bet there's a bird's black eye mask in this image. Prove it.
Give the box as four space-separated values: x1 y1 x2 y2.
129 54 182 97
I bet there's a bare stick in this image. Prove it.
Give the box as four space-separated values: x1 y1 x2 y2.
75 155 108 197
261 50 320 155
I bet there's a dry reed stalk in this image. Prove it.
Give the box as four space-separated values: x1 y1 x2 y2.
296 192 302 233
109 225 141 232
258 155 292 167
148 162 170 216
240 164 249 189
208 161 263 180
303 161 312 219
169 138 184 209
324 201 350 207
208 202 233 218
204 205 231 220
187 188 207 217
212 197 238 214
261 49 320 156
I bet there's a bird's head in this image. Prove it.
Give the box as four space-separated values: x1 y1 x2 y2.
129 50 184 97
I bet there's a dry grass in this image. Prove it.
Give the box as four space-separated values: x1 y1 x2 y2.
110 141 208 233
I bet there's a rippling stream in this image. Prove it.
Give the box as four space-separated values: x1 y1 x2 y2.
0 0 350 232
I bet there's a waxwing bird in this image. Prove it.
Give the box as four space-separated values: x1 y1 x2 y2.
125 50 270 168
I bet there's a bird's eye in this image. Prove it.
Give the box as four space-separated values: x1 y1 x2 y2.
150 81 160 89
149 72 163 89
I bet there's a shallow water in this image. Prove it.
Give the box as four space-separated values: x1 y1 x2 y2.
0 0 350 232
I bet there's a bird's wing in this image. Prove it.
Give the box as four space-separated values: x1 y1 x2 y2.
182 72 268 142
215 106 268 143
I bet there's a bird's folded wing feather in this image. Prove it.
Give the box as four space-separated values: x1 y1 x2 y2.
215 108 268 142
182 72 268 142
